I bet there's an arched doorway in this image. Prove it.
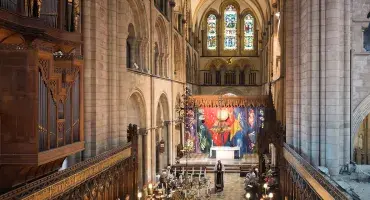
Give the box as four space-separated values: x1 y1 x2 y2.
127 91 146 186
353 114 370 164
155 94 170 174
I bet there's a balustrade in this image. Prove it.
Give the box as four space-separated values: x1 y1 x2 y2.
0 144 136 200
281 143 352 200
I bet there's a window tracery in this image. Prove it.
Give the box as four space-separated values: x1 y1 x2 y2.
244 14 254 50
224 5 237 50
207 14 217 50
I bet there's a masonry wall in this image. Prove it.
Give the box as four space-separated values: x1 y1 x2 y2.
83 0 195 185
284 0 352 175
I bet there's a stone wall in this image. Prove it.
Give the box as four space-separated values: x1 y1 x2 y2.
83 0 196 185
284 0 352 175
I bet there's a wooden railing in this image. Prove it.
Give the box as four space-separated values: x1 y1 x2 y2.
281 143 352 200
0 144 136 200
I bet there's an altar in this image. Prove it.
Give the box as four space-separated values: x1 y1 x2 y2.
210 146 240 159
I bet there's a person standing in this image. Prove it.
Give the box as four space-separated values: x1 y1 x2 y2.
214 160 225 192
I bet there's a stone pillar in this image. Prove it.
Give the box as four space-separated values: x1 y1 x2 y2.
211 69 216 85
324 0 344 175
164 121 171 165
220 68 225 85
140 128 148 185
235 70 240 85
136 38 142 70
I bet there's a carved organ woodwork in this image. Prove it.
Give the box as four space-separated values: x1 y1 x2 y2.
0 0 80 32
0 46 84 190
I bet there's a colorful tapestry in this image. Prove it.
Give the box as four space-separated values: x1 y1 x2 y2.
196 107 264 155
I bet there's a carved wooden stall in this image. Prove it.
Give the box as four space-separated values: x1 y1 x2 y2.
0 0 84 191
0 143 138 200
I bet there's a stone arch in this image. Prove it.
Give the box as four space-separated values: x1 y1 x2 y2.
120 0 149 71
213 87 244 96
127 89 147 186
352 94 370 147
126 23 136 69
155 16 169 77
155 93 170 173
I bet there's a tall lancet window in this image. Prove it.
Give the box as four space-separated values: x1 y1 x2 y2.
207 14 217 50
244 14 254 50
224 5 237 50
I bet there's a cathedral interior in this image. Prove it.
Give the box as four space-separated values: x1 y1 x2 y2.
0 0 370 199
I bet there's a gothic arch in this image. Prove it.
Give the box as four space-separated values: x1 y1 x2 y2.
127 89 147 186
154 16 169 77
173 34 182 80
213 87 244 96
121 0 149 71
155 93 170 173
127 89 147 128
352 94 370 145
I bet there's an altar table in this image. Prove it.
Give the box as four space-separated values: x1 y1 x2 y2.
210 146 240 159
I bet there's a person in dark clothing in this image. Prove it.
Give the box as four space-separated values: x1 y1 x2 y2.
214 160 225 192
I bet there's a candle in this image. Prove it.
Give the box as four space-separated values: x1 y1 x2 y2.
200 167 202 175
174 168 177 176
192 167 194 174
182 167 184 174
204 168 206 177
199 173 201 181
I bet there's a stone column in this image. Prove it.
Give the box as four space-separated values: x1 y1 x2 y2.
220 68 225 85
235 69 240 85
323 0 344 175
164 121 172 165
136 38 142 70
211 69 216 85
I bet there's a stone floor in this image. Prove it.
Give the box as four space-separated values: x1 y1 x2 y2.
207 173 246 199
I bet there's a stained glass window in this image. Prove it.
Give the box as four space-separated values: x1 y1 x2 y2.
244 14 254 50
224 5 237 50
207 14 217 50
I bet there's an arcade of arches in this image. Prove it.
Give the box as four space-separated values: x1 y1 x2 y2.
0 0 370 199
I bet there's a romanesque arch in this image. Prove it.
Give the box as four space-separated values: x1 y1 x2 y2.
154 16 169 77
155 93 170 173
127 89 147 186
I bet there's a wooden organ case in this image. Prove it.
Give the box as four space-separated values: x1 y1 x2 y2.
0 47 84 190
0 0 84 191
